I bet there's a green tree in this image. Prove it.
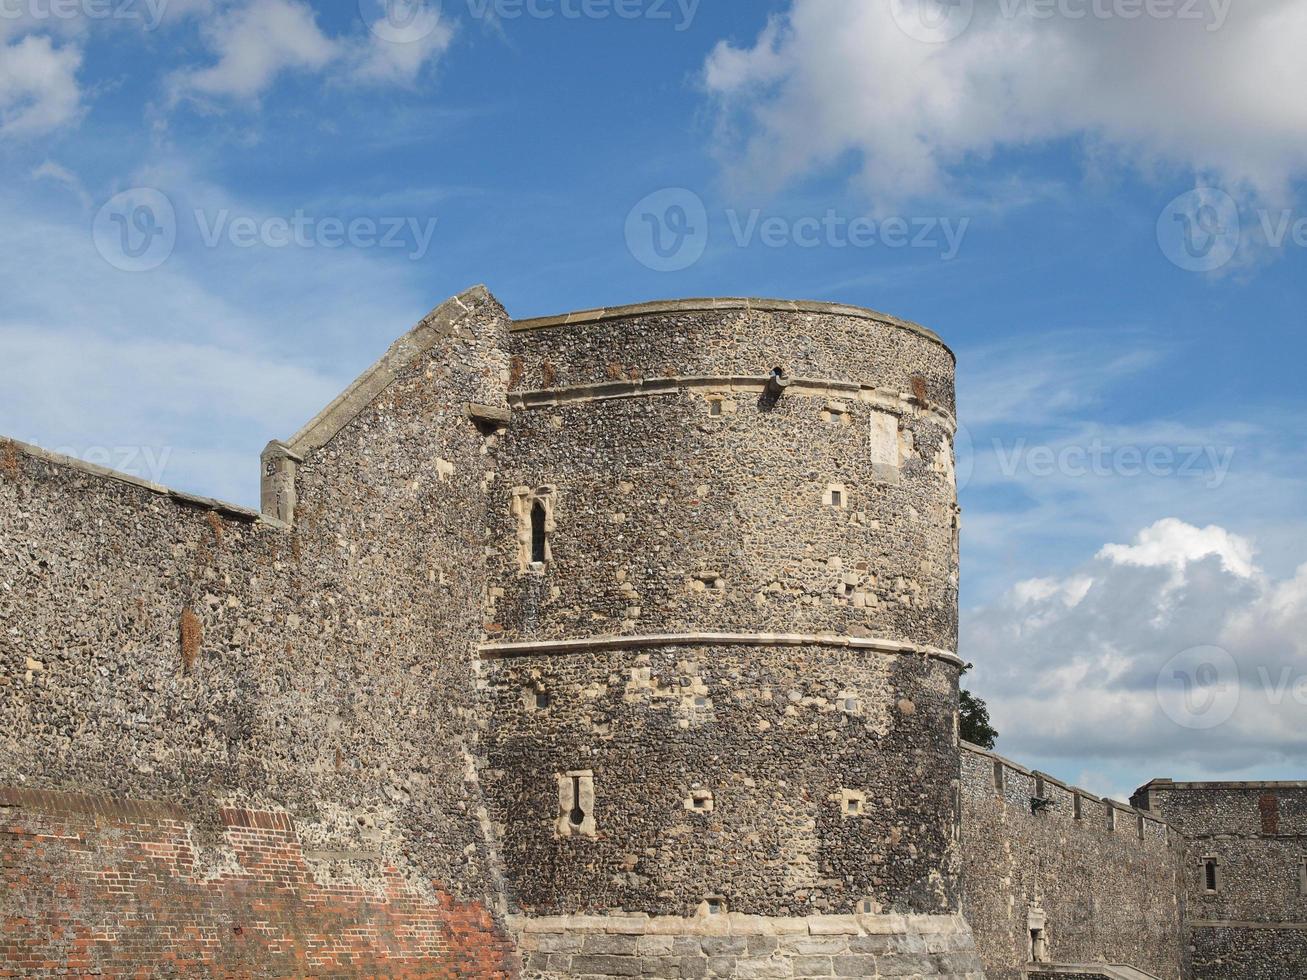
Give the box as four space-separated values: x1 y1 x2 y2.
959 670 998 749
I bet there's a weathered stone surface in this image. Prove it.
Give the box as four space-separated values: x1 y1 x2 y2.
960 743 1182 980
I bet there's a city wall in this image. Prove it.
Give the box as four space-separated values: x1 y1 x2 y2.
960 744 1183 980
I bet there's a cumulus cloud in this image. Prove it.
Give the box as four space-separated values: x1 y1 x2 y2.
352 0 455 86
0 34 83 137
169 0 454 103
964 519 1307 782
169 0 337 102
702 0 1307 208
1098 518 1256 579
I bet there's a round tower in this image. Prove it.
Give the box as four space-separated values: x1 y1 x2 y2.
478 299 973 971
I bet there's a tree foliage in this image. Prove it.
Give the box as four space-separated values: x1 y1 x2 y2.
959 672 998 749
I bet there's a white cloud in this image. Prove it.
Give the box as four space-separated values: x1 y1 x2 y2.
352 3 455 86
169 0 337 102
964 519 1307 781
703 0 1307 209
169 0 455 104
0 34 83 137
1098 517 1257 579
31 159 90 207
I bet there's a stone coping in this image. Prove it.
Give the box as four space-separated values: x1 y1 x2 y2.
3 437 280 528
285 284 497 456
480 632 963 667
507 911 971 938
961 741 1171 830
509 374 957 431
1138 778 1307 791
510 297 955 362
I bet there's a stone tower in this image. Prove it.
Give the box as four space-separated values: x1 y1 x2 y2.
477 299 980 976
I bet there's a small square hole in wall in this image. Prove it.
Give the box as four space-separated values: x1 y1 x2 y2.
535 690 551 710
843 696 858 713
856 898 877 915
826 484 848 509
708 399 723 417
686 789 715 814
701 896 727 917
840 789 867 818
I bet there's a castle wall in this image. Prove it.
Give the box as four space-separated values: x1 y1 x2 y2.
0 287 517 977
1134 781 1307 980
477 301 979 976
960 744 1183 980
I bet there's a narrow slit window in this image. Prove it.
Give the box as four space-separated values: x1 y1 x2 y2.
556 770 595 838
1073 793 1083 821
994 760 1005 794
830 488 843 507
1204 858 1219 893
1298 861 1307 897
530 500 548 564
568 775 585 828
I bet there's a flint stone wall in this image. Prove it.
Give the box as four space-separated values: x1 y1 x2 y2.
960 744 1183 980
481 302 965 928
1134 781 1307 980
0 287 517 977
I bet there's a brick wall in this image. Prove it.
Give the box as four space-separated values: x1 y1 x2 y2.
0 787 516 978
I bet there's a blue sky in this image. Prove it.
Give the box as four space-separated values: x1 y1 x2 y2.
3 0 1306 800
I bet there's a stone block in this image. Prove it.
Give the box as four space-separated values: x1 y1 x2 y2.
791 954 835 975
830 954 878 976
570 954 643 976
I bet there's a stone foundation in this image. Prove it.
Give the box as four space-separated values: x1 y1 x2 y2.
510 912 984 978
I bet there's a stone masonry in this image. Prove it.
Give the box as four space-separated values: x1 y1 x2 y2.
0 286 1300 978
